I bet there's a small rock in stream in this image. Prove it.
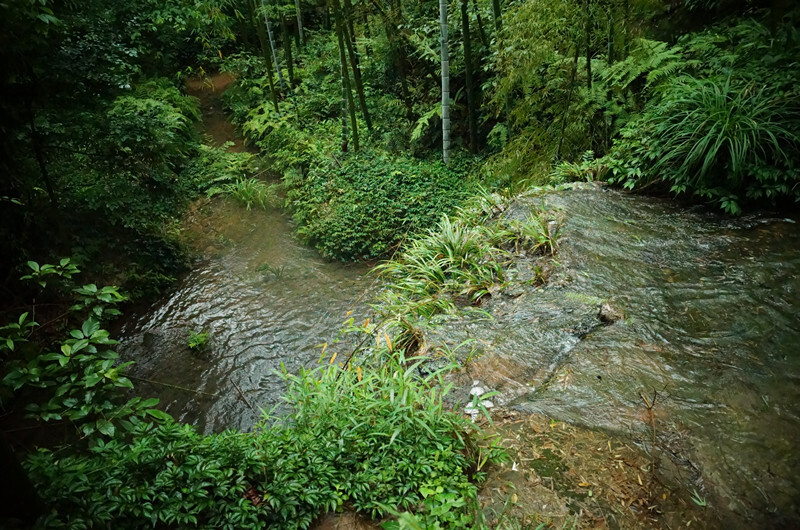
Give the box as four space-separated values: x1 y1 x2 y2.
598 302 623 324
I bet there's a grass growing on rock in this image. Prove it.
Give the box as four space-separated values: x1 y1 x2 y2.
374 189 562 357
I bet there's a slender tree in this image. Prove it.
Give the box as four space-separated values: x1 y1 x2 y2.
585 0 592 91
492 0 501 32
249 0 280 111
333 0 359 151
278 0 296 87
439 0 451 164
461 0 478 152
556 44 580 159
294 0 305 46
261 0 287 91
606 8 614 66
340 0 372 132
472 0 489 47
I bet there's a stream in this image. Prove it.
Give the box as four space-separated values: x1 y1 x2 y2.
434 185 800 526
119 78 800 526
118 76 373 432
118 201 372 433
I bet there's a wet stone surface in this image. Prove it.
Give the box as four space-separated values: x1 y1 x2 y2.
429 186 800 526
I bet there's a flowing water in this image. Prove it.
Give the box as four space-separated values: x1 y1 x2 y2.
118 75 373 433
119 201 373 433
120 77 800 525
434 185 800 526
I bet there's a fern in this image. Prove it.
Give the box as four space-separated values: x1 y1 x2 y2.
600 39 693 93
410 105 441 144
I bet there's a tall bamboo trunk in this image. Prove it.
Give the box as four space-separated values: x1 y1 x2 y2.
278 0 296 87
250 0 280 111
472 0 489 47
261 0 287 92
461 0 478 153
439 0 450 164
343 0 359 54
556 45 580 159
333 0 359 151
585 0 592 91
294 0 304 46
492 0 502 32
343 20 373 131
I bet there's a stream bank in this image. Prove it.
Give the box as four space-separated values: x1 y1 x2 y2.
119 75 800 527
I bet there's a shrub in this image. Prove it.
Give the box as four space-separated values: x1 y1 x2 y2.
603 15 800 213
285 151 479 261
23 355 502 529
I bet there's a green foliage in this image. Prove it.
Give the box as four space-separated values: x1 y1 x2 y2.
286 151 479 261
4 261 503 529
1 261 167 437
221 178 278 210
188 330 210 350
23 352 503 529
20 258 79 288
375 203 559 352
604 16 800 213
106 84 198 173
600 39 693 96
182 143 262 191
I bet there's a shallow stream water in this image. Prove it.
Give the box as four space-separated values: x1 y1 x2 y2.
120 77 800 525
118 75 373 432
119 201 372 433
435 185 800 526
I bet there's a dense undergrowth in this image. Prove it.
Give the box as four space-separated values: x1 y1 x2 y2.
570 16 800 213
2 262 504 529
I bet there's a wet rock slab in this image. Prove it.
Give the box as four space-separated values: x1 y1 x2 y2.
426 186 800 527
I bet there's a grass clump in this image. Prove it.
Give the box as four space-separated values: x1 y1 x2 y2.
220 177 277 210
375 201 560 354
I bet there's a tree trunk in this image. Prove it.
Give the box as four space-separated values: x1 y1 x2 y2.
622 0 630 57
333 0 358 151
606 8 614 66
343 0 359 54
585 0 592 91
261 0 287 92
341 7 373 132
363 10 373 55
556 45 580 159
278 0 296 87
24 96 56 207
440 0 451 164
294 0 305 46
461 0 478 153
249 0 280 112
472 0 489 48
492 0 502 32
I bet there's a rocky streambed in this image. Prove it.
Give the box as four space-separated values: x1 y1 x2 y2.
427 184 799 527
